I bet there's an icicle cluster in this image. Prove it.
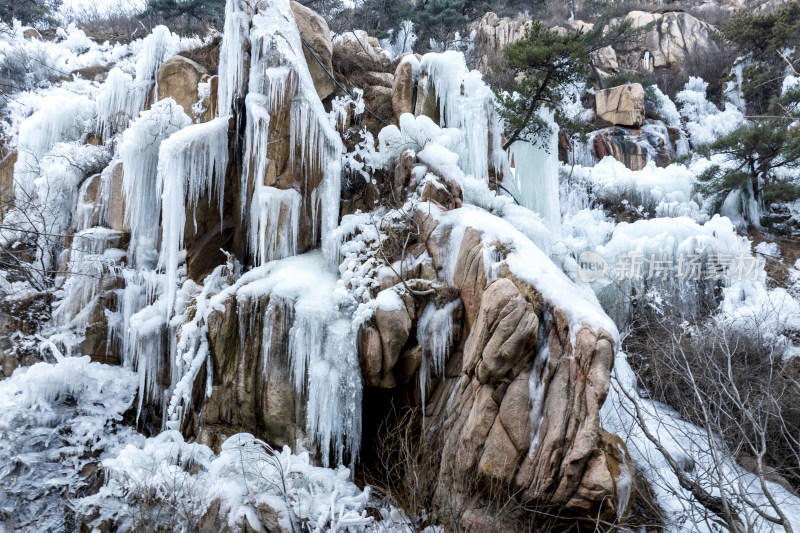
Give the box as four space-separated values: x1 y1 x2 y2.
418 51 505 183
120 98 191 269
240 1 343 265
95 68 150 140
507 108 561 231
416 299 460 409
157 116 230 315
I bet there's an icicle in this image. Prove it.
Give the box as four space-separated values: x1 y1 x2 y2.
260 294 293 379
418 51 496 183
95 68 149 139
157 116 229 316
135 25 179 86
507 108 561 232
288 291 362 467
250 186 301 265
416 299 460 409
120 99 191 270
305 317 362 468
217 0 250 116
52 228 124 327
242 88 302 266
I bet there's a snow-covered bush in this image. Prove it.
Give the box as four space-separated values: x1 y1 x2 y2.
676 77 745 146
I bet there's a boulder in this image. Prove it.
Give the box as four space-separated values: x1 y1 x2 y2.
595 83 645 128
290 1 337 101
157 55 208 119
0 151 16 221
22 28 41 40
623 11 720 71
375 304 412 375
594 45 619 72
471 12 531 74
392 59 416 118
592 125 673 170
421 222 625 528
365 71 394 88
335 31 388 65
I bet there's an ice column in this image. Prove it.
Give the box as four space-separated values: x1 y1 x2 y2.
507 108 561 231
416 299 460 409
157 116 230 315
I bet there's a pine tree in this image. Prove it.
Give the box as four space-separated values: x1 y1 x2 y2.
0 0 62 27
694 88 800 225
721 2 800 114
142 0 226 27
496 20 588 150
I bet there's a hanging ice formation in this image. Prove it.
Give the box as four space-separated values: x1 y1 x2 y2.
120 99 192 270
416 299 461 410
418 51 505 183
507 107 561 231
217 0 249 116
115 100 192 413
161 0 356 466
169 253 362 467
157 116 230 315
95 68 151 140
96 25 182 142
231 0 342 266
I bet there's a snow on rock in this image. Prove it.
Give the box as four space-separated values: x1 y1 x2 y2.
432 204 618 344
417 51 505 183
169 252 362 468
570 156 705 221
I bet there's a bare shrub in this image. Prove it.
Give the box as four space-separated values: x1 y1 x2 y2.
619 287 800 532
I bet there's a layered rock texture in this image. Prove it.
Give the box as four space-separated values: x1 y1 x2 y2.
595 83 646 128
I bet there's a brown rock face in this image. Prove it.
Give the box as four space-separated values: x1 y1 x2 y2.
413 73 440 124
290 1 336 101
592 126 672 170
471 12 531 74
375 304 412 376
595 83 645 128
421 225 624 529
193 293 299 450
0 151 17 222
22 28 41 40
335 31 388 65
623 11 721 71
105 161 128 232
392 59 416 118
157 55 209 119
